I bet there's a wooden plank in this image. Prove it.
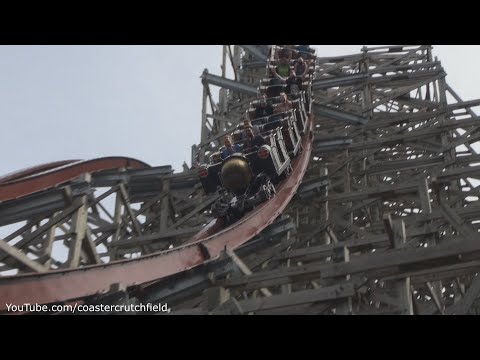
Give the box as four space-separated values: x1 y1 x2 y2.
365 74 445 112
244 232 300 271
418 177 432 214
249 302 332 315
83 227 101 264
281 258 292 295
3 216 46 242
160 179 170 232
445 275 480 315
412 268 480 285
134 190 169 216
392 219 413 315
426 281 444 314
383 213 395 247
440 204 479 241
43 213 58 268
226 248 272 297
111 226 204 248
206 287 230 311
369 61 440 76
380 259 480 282
220 235 480 290
119 184 142 236
275 223 439 263
0 199 84 264
220 283 355 313
166 194 221 231
335 246 352 314
357 156 444 177
88 212 114 229
322 238 480 279
419 176 444 311
323 182 418 203
371 46 429 69
348 128 445 152
0 238 48 273
111 190 123 242
67 175 90 268
371 289 403 308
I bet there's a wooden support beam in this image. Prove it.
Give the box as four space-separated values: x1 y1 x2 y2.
0 237 48 273
419 176 444 311
226 248 272 297
0 200 84 264
111 226 204 248
3 216 45 243
418 177 432 214
244 231 299 271
426 281 445 314
43 213 58 268
274 225 439 263
216 283 355 314
160 179 170 232
119 184 142 236
383 213 395 248
206 286 230 311
67 174 90 268
110 186 124 260
82 227 101 264
445 275 480 315
391 219 413 315
334 246 352 315
365 74 445 112
381 259 480 284
219 233 480 292
166 194 221 231
455 278 466 297
134 190 169 217
440 204 479 241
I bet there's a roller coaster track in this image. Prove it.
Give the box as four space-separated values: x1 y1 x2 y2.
0 119 313 310
0 157 150 203
0 160 79 184
4 45 480 315
0 45 315 312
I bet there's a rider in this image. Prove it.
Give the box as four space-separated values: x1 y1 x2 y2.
221 135 242 160
243 127 266 153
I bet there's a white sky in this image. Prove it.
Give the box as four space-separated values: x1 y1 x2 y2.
0 45 478 176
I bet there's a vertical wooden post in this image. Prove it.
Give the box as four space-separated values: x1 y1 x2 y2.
67 173 90 268
393 219 413 315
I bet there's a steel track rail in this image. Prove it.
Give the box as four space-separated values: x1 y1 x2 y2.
0 160 80 184
0 157 150 203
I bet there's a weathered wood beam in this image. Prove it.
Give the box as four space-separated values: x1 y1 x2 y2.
219 235 480 291
0 199 84 264
0 237 48 273
119 184 142 236
445 275 480 315
67 174 90 268
225 248 272 297
392 219 414 315
166 194 221 231
216 283 355 314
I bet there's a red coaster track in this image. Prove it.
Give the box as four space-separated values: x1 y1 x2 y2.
0 119 313 310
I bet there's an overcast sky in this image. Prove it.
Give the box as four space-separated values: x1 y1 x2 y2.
0 45 479 177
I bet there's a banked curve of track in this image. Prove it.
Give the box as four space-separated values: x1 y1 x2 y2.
0 118 314 311
0 157 150 204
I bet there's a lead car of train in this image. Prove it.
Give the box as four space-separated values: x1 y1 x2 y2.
197 45 316 224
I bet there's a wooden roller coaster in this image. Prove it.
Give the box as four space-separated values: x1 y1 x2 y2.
2 45 480 315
